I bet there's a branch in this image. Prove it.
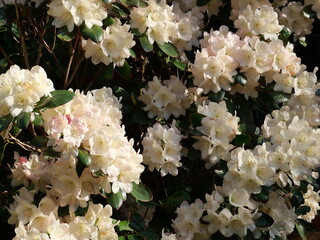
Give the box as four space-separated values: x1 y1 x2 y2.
8 133 41 153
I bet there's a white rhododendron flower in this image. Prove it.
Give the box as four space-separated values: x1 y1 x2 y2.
142 122 182 176
0 65 54 117
139 76 190 119
82 19 135 67
47 0 109 32
234 4 283 40
193 101 239 168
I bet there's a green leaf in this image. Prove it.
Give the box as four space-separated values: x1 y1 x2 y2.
233 73 247 86
57 27 76 41
272 91 291 104
0 8 7 27
299 38 307 47
280 27 291 39
139 230 159 240
295 206 311 216
187 148 201 161
173 59 187 70
16 112 31 129
131 182 153 202
254 212 274 228
103 16 114 27
75 205 88 216
118 237 126 240
30 136 48 148
139 35 153 52
303 5 316 18
80 24 103 43
34 90 75 112
115 60 131 80
11 126 21 136
58 205 69 217
295 222 307 240
232 134 251 146
164 191 191 207
32 114 43 126
117 221 134 232
196 0 211 6
129 214 145 232
77 149 91 167
291 187 304 207
113 86 131 101
157 42 179 57
189 113 205 127
0 114 13 132
112 2 131 17
106 191 125 210
43 147 60 158
208 90 225 102
127 235 144 240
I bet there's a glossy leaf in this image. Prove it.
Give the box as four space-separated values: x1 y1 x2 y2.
0 8 6 27
189 113 205 127
77 149 91 167
81 24 103 43
57 27 76 41
157 42 179 57
117 221 134 232
103 16 114 27
131 182 153 202
303 5 316 18
139 35 153 52
295 206 311 216
30 136 48 148
173 59 187 70
232 134 251 146
34 90 75 112
106 191 125 210
254 212 274 228
113 86 131 101
16 112 31 129
0 114 13 132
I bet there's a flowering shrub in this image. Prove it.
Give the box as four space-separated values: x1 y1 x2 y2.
0 0 320 240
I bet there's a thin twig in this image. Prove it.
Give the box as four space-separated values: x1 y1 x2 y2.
84 65 104 92
8 133 41 153
64 55 84 89
64 33 80 89
14 1 30 69
0 44 14 65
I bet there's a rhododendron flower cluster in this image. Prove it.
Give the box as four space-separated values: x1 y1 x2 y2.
142 122 182 176
47 0 109 32
0 65 54 117
193 101 240 168
82 19 135 67
139 76 190 119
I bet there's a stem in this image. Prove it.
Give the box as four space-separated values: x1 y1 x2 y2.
64 55 84 89
64 33 80 89
8 133 41 153
0 44 14 65
14 1 30 69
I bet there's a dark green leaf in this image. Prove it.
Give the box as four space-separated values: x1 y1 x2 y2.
291 187 304 207
0 114 13 132
30 136 48 148
233 73 247 86
57 27 76 41
196 0 211 6
189 113 205 127
103 16 114 27
254 212 274 228
303 5 316 18
232 134 251 146
106 191 125 210
254 190 269 203
118 237 126 240
16 112 31 129
295 222 307 239
280 27 291 39
117 221 134 232
77 149 91 167
131 28 142 36
165 191 191 207
208 90 225 102
112 2 131 17
139 230 159 240
173 59 187 70
76 159 86 178
0 137 10 164
0 9 6 27
127 235 144 240
115 60 131 79
139 35 153 52
81 24 103 43
295 206 311 216
130 49 137 58
34 90 75 112
113 86 131 101
132 110 153 124
44 147 60 158
157 42 179 57
11 23 19 38
272 92 291 104
187 148 201 161
58 205 69 217
129 214 145 232
11 125 21 136
32 114 43 126
75 205 88 216
131 182 153 202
